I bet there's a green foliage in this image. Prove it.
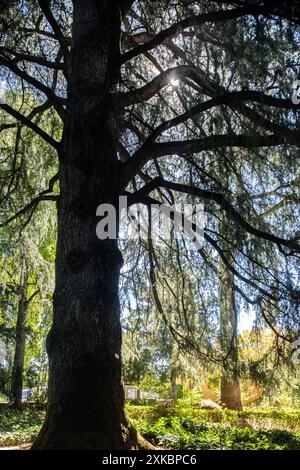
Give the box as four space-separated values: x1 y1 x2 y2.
127 398 157 406
123 349 152 384
177 388 204 406
1 404 300 449
127 404 300 450
0 408 45 446
139 372 171 399
0 392 8 403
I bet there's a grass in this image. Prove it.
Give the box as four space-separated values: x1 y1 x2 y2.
0 403 300 449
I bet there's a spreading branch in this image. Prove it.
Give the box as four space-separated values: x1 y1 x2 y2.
0 173 59 228
122 133 287 183
121 6 274 63
0 46 64 70
0 55 66 118
116 66 300 112
127 176 300 252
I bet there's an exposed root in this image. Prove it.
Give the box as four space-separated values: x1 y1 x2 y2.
128 424 157 450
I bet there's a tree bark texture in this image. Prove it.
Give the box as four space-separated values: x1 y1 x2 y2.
33 1 132 449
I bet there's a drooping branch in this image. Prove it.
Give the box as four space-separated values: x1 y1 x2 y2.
0 55 66 118
234 103 300 147
121 6 275 64
152 134 288 157
115 65 204 105
122 133 287 183
122 40 299 154
0 172 59 228
127 176 300 252
125 191 280 306
0 103 60 149
116 68 300 112
212 1 300 25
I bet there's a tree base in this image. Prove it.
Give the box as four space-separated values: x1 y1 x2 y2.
128 425 156 450
31 422 155 450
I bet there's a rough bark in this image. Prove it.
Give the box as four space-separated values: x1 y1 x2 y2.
32 0 133 449
10 263 29 410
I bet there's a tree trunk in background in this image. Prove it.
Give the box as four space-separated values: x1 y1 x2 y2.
220 376 242 410
33 1 132 449
219 222 242 411
170 368 177 400
10 262 29 410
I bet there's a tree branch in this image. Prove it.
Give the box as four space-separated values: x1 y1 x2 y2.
0 55 65 118
37 0 70 69
125 191 279 303
0 173 59 228
0 46 64 70
120 6 272 63
116 67 300 112
0 103 60 149
122 133 287 183
127 176 300 252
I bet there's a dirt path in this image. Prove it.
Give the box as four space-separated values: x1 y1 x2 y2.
0 443 32 450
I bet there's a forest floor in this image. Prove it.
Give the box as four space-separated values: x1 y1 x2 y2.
1 443 31 450
1 404 300 450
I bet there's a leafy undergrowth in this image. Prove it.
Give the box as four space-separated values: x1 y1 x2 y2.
127 404 300 450
0 408 45 447
132 416 300 450
1 405 300 449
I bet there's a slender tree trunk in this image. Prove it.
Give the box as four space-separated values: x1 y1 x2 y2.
170 368 177 400
219 221 242 411
10 263 29 410
33 1 132 449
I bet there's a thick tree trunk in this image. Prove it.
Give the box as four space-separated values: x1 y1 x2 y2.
10 263 29 410
32 1 132 449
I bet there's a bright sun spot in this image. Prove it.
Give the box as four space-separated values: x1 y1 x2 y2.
170 78 179 87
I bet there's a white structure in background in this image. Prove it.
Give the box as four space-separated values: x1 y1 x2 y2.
292 337 300 365
123 383 160 401
140 390 160 400
124 384 140 400
0 339 6 366
0 80 6 103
